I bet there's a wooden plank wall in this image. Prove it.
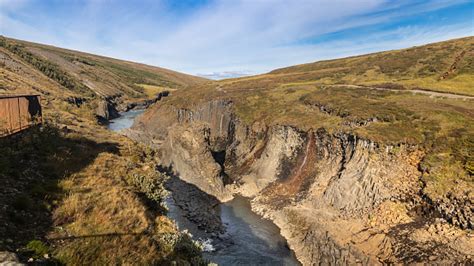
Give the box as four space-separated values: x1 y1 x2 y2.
0 96 42 137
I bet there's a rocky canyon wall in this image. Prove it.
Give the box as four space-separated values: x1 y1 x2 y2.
130 99 473 264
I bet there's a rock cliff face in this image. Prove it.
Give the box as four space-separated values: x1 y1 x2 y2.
131 99 473 264
96 99 120 122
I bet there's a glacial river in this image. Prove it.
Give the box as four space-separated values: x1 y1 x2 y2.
108 110 300 266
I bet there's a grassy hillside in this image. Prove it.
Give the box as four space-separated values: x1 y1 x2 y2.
0 36 208 264
159 37 473 207
0 122 207 264
0 36 207 100
270 36 474 96
1 34 472 263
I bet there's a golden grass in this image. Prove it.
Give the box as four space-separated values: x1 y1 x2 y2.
398 74 474 96
49 133 205 265
53 152 161 264
269 36 474 96
136 83 177 99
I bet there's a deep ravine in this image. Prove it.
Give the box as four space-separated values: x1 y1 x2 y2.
108 109 301 265
128 99 474 265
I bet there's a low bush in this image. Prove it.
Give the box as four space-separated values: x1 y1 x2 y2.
26 240 49 259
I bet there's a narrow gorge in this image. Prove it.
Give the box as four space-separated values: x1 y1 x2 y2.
110 107 300 265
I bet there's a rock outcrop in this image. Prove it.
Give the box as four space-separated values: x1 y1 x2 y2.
96 99 119 122
0 251 23 265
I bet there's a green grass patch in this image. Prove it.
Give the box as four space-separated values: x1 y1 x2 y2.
26 240 49 259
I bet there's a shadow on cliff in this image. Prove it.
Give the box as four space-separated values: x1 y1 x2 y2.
158 165 225 235
0 124 119 259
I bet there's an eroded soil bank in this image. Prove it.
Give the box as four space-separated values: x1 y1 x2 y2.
128 99 473 265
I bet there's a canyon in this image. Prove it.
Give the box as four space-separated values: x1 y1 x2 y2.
125 36 474 263
1 35 473 264
128 95 473 264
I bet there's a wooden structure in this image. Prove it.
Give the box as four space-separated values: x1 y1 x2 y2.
0 94 42 137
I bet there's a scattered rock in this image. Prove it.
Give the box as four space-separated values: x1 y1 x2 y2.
0 251 21 264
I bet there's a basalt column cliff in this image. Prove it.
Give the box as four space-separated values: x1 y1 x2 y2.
130 37 474 265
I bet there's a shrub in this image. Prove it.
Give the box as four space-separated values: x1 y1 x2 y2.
26 240 49 258
129 172 168 205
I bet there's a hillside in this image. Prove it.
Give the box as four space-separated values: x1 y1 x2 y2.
270 36 474 96
0 36 208 264
0 36 206 96
133 37 474 264
0 36 207 122
1 34 472 264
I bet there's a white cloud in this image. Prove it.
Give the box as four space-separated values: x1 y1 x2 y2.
197 70 255 80
264 21 473 71
0 0 472 76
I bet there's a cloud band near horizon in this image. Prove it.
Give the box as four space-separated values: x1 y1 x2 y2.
1 0 473 79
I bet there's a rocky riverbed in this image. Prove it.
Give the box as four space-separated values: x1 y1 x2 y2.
165 176 300 265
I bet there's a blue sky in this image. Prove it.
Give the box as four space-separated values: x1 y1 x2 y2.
1 0 473 79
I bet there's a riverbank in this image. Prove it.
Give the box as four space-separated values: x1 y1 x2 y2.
164 176 301 265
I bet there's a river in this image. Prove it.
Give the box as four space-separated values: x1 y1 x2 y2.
108 110 300 266
107 109 145 131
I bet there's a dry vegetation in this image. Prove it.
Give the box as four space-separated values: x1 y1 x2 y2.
0 112 207 264
0 36 209 264
0 36 207 103
270 36 474 96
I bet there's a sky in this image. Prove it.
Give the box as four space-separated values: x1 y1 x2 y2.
1 0 473 79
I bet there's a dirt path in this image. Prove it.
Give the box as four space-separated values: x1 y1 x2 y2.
334 84 474 100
